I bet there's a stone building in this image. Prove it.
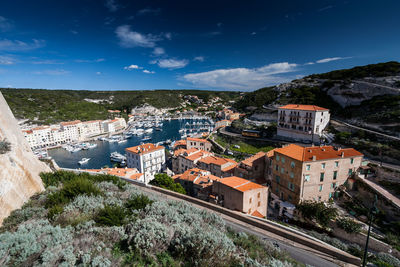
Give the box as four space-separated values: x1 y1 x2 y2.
270 144 363 204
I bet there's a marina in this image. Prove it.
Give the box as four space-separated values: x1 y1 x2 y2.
48 117 215 169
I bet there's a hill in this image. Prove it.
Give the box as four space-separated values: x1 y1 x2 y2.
0 89 240 124
0 171 302 266
234 61 400 133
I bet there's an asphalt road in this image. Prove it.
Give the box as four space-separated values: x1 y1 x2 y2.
225 221 339 267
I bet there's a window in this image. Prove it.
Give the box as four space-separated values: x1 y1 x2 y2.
350 158 354 164
288 182 295 191
291 161 295 168
276 155 280 161
281 167 285 174
304 174 310 182
318 196 321 201
257 201 260 207
257 192 260 198
320 173 324 182
333 171 337 180
275 175 280 184
275 165 279 171
281 157 285 163
348 169 353 175
249 198 252 204
335 161 339 167
319 185 323 192
321 163 326 169
306 164 311 171
331 182 336 189
290 172 294 179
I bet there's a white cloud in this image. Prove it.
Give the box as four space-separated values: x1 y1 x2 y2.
305 62 315 65
105 0 118 12
0 39 45 51
316 57 349 63
0 16 14 32
124 64 142 70
96 72 102 75
143 69 155 74
75 58 105 63
0 55 15 65
33 69 70 75
193 56 204 62
115 25 161 48
153 47 165 56
182 62 298 90
137 7 161 16
164 32 172 40
153 58 189 69
32 59 63 65
251 32 257 35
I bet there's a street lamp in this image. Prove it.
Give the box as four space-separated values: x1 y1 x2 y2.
362 194 378 267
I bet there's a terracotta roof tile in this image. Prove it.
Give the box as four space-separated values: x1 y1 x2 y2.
274 144 363 162
60 120 81 126
251 210 264 218
241 152 267 167
279 104 329 111
187 137 210 143
126 143 164 155
218 176 265 192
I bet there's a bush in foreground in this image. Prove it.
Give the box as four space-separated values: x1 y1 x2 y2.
149 173 186 194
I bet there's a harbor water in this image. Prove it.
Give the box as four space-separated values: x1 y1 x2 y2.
48 119 209 169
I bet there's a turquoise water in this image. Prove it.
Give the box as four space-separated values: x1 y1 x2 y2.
48 119 205 169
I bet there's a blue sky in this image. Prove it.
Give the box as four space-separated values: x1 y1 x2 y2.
0 0 399 91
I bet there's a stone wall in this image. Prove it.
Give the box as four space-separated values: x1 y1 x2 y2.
0 92 50 225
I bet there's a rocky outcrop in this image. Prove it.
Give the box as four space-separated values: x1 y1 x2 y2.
0 92 49 225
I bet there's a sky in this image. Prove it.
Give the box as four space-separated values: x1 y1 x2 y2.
0 0 399 91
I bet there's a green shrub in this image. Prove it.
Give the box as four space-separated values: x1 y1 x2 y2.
95 205 127 226
150 173 186 194
336 217 362 233
47 205 64 219
125 194 154 212
62 177 101 198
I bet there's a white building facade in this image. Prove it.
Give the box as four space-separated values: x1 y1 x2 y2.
277 104 330 143
126 143 166 183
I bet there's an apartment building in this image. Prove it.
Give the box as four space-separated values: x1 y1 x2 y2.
102 117 126 133
172 148 213 174
125 143 165 183
60 120 82 142
270 144 363 204
197 155 238 177
173 168 220 199
277 104 330 143
80 120 103 139
212 176 268 217
215 119 232 129
233 151 271 183
186 137 212 152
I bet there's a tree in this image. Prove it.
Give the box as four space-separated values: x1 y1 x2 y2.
150 173 186 195
296 200 338 227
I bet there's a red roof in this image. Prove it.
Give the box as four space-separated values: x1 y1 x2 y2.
279 104 329 111
199 155 237 166
126 143 164 155
187 137 210 143
251 210 264 218
218 176 265 192
241 152 267 167
274 144 363 162
60 120 81 126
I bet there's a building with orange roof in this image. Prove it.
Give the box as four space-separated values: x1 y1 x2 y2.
186 137 212 152
172 139 187 150
125 143 165 183
174 168 220 199
234 151 271 183
270 143 363 204
171 148 213 174
215 119 232 129
277 104 330 143
197 155 238 177
212 176 268 217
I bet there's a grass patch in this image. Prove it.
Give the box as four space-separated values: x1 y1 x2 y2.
214 134 274 154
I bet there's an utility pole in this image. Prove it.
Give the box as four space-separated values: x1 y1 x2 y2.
362 194 378 267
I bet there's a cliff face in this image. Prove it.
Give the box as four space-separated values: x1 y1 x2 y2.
0 92 49 225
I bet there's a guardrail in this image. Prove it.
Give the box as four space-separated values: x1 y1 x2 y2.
60 168 361 266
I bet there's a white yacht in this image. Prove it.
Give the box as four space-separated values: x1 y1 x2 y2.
78 158 90 165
